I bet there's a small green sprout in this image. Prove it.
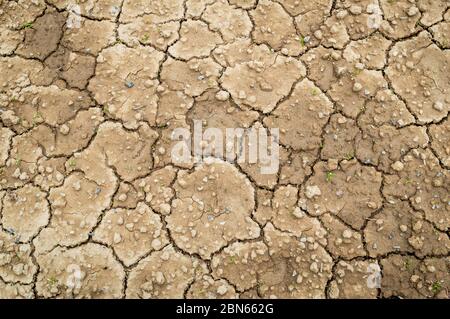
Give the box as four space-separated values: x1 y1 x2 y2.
351 68 362 76
20 22 34 30
32 112 43 124
431 281 442 294
141 34 149 43
404 177 413 185
68 158 76 168
15 157 22 166
404 258 412 270
344 152 355 161
47 277 59 286
299 36 306 47
326 171 335 183
103 106 110 115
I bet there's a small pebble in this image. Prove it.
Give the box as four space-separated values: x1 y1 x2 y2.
216 90 230 101
391 161 404 172
353 82 363 92
59 124 70 135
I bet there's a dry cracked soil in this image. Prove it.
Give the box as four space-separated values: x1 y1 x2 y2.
0 0 449 299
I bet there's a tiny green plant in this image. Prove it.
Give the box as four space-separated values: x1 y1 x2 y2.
431 281 442 294
311 88 319 96
32 112 43 124
15 157 22 166
326 171 335 182
429 199 440 210
344 152 355 161
352 68 362 76
299 36 306 47
68 159 76 167
47 277 58 287
404 177 413 185
141 34 149 43
20 22 34 30
404 258 412 270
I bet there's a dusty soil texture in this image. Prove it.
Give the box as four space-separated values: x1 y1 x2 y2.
0 0 449 299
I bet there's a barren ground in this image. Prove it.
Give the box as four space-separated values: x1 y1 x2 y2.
0 0 449 299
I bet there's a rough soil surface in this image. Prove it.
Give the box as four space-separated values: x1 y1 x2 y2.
0 0 449 299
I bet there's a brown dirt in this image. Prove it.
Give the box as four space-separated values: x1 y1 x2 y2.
0 0 449 299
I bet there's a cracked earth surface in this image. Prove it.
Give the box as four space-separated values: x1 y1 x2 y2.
0 0 449 299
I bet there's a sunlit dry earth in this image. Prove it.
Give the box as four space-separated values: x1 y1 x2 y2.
0 0 449 299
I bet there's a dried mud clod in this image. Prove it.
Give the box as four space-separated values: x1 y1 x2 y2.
0 0 449 299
